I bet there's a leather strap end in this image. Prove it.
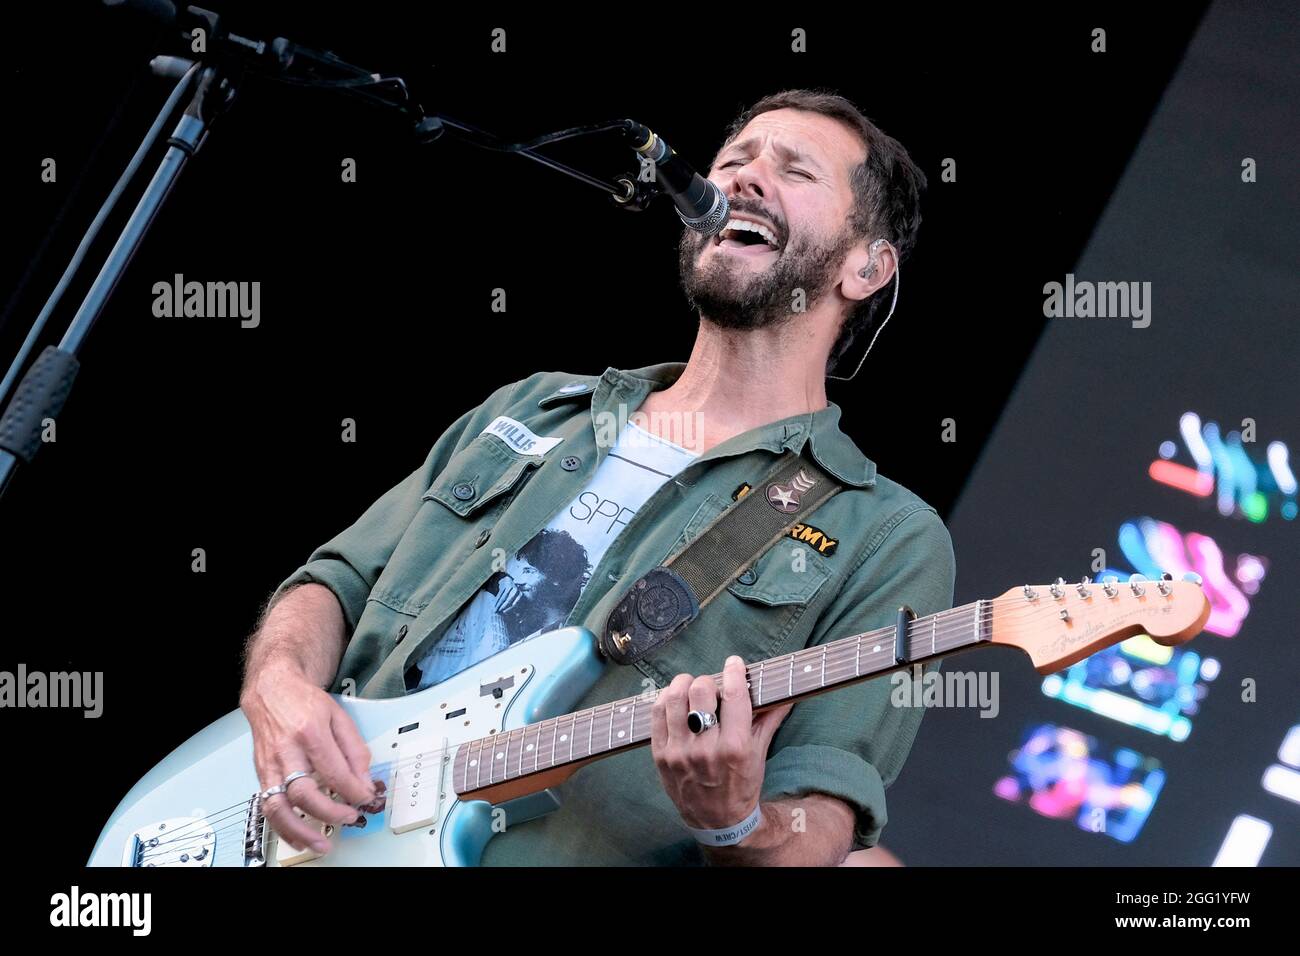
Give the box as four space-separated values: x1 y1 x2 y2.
599 567 700 665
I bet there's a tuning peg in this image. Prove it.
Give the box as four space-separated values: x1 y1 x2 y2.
1157 572 1173 595
1076 576 1092 598
1129 573 1147 596
1182 571 1203 586
1050 578 1066 599
1022 584 1038 601
1102 575 1119 598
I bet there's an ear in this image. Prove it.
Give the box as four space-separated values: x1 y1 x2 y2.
840 240 897 304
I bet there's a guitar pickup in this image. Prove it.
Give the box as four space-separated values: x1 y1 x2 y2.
389 732 451 835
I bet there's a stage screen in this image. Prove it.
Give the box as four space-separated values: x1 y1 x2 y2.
885 1 1299 866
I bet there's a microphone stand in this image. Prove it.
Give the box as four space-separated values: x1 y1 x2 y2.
0 5 662 505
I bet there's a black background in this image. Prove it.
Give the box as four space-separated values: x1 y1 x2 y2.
10 0 1288 881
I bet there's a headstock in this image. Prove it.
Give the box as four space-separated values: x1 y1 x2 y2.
988 573 1211 674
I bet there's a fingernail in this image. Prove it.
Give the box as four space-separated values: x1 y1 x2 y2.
312 840 330 854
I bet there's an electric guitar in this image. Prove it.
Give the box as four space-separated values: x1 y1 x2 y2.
89 574 1210 867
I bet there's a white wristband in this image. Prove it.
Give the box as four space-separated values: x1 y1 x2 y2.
687 804 763 847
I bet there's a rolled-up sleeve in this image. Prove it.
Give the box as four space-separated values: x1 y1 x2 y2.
269 377 526 631
761 505 956 849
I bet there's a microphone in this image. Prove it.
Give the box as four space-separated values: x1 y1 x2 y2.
622 121 729 236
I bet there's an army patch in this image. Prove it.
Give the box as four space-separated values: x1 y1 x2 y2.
787 522 838 556
731 483 837 555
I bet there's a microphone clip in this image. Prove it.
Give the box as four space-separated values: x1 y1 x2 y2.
610 175 660 213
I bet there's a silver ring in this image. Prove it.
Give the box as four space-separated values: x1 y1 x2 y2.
260 784 287 800
283 770 312 789
687 710 718 734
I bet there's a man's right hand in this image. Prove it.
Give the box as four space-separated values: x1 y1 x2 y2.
240 662 380 854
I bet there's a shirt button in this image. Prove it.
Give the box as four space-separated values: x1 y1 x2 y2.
607 570 620 583
737 568 758 586
395 624 409 645
452 481 475 501
475 529 491 548
560 456 581 472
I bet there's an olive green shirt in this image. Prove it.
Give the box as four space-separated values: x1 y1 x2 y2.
273 362 956 865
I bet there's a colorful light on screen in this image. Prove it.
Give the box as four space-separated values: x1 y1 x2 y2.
1212 815 1272 867
1106 516 1266 638
1151 413 1296 521
1210 722 1300 865
994 723 1165 843
1261 723 1300 807
1041 635 1219 741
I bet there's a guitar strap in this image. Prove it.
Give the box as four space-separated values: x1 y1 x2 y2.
599 450 844 665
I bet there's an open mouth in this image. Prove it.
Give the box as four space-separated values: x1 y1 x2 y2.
713 216 782 256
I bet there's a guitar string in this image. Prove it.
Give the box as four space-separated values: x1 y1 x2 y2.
134 590 1177 862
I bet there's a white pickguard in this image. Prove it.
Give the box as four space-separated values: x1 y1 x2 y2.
87 627 605 867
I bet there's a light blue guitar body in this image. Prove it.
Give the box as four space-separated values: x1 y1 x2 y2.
88 627 604 867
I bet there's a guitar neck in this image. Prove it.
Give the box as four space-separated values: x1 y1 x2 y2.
452 600 990 804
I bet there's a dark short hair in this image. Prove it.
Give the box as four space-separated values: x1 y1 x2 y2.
718 89 927 373
517 528 589 608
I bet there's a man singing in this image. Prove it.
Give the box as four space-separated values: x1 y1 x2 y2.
240 88 955 865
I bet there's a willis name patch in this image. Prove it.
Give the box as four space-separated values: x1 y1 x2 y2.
481 416 563 456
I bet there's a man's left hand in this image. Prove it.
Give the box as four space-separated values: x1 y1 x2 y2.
650 655 794 834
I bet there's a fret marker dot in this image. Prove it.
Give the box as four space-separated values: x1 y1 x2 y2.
873 645 881 653
803 664 813 673
496 752 504 760
620 706 628 713
617 730 626 738
560 734 568 742
469 759 477 768
526 743 534 752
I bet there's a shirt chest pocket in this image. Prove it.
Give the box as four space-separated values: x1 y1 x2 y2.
638 493 835 682
423 435 543 517
371 436 541 616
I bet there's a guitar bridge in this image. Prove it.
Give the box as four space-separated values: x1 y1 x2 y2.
123 816 216 868
244 791 267 866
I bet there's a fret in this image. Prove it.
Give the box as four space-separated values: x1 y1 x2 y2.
820 645 827 688
532 722 548 772
931 614 937 657
537 722 551 771
855 635 861 677
588 705 595 756
757 661 765 707
788 654 794 698
629 699 636 744
612 701 629 747
499 734 509 784
973 599 982 643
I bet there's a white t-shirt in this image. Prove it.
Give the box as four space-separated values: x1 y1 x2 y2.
414 420 696 689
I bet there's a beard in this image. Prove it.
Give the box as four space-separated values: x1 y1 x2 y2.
677 215 857 332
